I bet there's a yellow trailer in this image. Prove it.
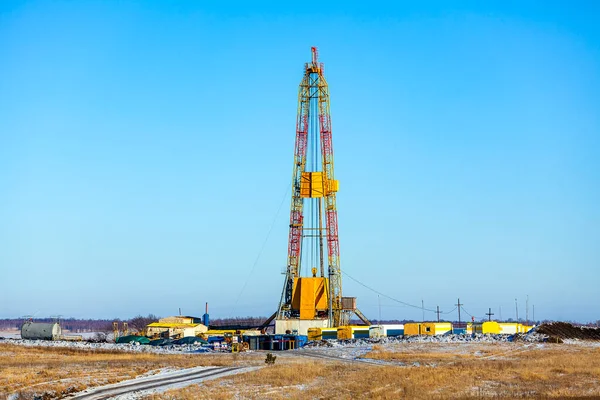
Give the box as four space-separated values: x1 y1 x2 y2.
421 322 452 336
337 326 370 340
307 327 322 341
519 324 534 333
404 323 422 336
472 321 501 334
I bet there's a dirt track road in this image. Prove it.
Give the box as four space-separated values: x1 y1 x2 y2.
65 366 258 399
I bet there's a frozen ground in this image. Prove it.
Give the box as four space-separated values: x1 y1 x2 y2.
65 366 260 400
2 330 596 360
0 330 20 339
291 331 600 366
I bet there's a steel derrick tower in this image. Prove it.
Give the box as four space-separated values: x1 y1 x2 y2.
276 47 351 328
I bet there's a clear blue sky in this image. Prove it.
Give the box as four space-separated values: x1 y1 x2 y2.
1 1 598 322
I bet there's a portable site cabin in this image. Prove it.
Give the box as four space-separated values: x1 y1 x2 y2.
337 326 370 340
369 324 405 338
422 322 452 335
307 327 337 341
497 323 518 334
404 323 422 336
404 322 452 336
307 328 321 341
497 323 533 334
471 321 501 334
467 322 534 335
521 325 534 333
146 316 208 339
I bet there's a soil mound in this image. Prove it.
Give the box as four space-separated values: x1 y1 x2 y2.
536 322 600 340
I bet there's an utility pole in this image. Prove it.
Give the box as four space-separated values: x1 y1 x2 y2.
436 306 441 322
378 295 382 324
421 299 425 322
526 295 529 325
455 298 463 327
533 305 535 324
499 306 502 321
515 298 519 322
486 308 494 321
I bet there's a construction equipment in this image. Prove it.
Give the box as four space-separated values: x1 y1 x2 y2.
113 321 129 340
275 47 370 335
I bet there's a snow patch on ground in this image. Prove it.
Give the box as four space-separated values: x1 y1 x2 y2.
303 332 551 349
65 366 261 400
0 338 219 354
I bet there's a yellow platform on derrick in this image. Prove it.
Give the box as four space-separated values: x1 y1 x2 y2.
292 277 329 320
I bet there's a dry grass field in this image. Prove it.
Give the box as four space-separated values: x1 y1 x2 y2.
154 342 600 399
2 341 600 399
0 343 262 399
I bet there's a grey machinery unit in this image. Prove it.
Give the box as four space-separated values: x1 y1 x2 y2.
21 321 62 340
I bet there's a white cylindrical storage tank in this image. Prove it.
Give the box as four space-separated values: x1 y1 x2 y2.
21 322 62 340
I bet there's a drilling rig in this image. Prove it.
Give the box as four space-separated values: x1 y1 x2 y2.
273 47 370 335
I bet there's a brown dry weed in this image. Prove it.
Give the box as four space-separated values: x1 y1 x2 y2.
0 343 261 399
153 343 600 399
3 342 600 399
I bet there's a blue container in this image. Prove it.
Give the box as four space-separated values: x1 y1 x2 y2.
354 331 370 339
207 336 224 343
244 336 260 350
295 335 308 348
387 329 404 337
322 331 336 339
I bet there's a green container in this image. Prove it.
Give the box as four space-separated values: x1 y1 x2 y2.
173 336 208 345
116 335 150 345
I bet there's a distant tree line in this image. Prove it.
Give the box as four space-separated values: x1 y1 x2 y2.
1 316 597 332
0 318 114 332
209 316 270 328
0 315 158 333
0 315 270 332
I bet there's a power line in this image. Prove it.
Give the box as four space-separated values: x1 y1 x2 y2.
342 271 442 313
231 182 290 315
460 306 472 317
460 306 484 321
